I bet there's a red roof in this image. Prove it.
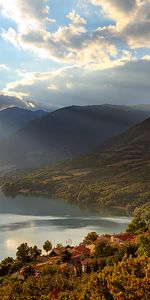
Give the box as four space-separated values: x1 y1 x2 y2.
81 258 93 265
74 244 90 254
113 233 133 241
71 251 82 258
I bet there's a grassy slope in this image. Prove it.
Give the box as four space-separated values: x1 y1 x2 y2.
2 118 150 210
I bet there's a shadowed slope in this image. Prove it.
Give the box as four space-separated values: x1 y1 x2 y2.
0 104 149 170
0 107 47 138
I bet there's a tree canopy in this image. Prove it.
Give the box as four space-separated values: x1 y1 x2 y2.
43 240 52 254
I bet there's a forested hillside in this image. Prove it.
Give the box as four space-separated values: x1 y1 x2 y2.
2 117 150 210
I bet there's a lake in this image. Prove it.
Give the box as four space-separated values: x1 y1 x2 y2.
0 191 131 260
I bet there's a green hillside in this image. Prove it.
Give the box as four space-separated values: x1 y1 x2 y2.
2 118 150 210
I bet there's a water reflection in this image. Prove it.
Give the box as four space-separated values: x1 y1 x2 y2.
0 191 131 260
0 216 130 232
0 191 130 217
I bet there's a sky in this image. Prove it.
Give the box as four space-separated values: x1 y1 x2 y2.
0 0 150 110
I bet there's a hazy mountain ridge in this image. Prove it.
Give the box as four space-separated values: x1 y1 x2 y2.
0 104 150 170
0 106 47 139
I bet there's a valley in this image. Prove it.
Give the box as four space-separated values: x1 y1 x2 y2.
0 104 150 170
2 116 150 210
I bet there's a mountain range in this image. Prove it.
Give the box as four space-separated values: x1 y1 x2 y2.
2 115 150 209
0 104 150 170
0 107 47 139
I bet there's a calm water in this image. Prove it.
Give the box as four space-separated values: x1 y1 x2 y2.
0 191 131 260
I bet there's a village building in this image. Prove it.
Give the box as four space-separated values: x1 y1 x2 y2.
81 258 94 273
36 255 51 263
110 233 134 245
97 234 111 243
86 243 96 255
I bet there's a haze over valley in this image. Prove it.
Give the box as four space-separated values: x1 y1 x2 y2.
0 104 150 170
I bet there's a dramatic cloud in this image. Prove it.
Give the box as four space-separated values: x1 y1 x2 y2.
121 1 150 48
0 93 36 110
0 0 54 30
0 0 120 66
0 0 149 108
91 0 136 26
91 0 150 48
2 59 150 108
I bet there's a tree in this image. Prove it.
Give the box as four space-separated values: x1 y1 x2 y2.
127 218 147 234
56 243 63 250
43 240 52 254
16 243 41 263
84 232 98 244
61 250 71 263
30 245 42 261
16 243 31 263
0 257 14 276
134 203 150 225
103 255 150 300
137 235 150 257
94 241 116 258
127 203 150 234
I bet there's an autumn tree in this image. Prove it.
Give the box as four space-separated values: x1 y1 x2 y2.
84 232 98 244
103 255 150 300
136 234 150 257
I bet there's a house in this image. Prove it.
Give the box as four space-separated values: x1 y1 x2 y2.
35 256 61 270
60 262 81 275
52 247 63 256
73 244 90 257
97 234 111 244
111 233 134 245
70 252 82 264
86 243 96 255
81 258 93 273
69 243 90 265
36 255 50 263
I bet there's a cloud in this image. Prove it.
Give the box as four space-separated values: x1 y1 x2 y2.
92 0 136 13
1 0 149 65
0 64 10 71
2 16 119 66
143 55 150 61
0 0 53 30
67 10 87 25
90 0 150 48
0 0 120 66
121 1 150 48
0 0 149 110
0 93 36 110
2 59 150 108
91 0 136 26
